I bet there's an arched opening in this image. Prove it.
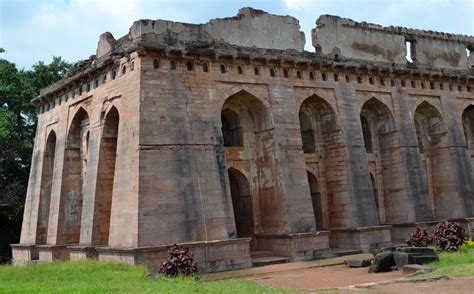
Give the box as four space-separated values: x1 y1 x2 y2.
94 107 119 245
370 172 380 222
221 109 243 147
462 105 474 189
299 96 337 154
360 98 396 224
307 171 323 230
59 108 89 244
36 131 57 244
228 168 254 247
360 115 373 153
463 105 474 151
299 112 315 154
221 91 277 236
299 95 341 228
415 102 447 218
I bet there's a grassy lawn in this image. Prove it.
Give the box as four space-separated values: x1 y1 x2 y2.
420 243 474 278
0 260 290 293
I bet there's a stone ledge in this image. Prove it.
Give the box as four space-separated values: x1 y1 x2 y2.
255 231 330 239
96 238 252 253
98 238 252 273
328 225 392 233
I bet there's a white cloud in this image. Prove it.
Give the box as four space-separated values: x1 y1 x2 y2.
1 0 192 68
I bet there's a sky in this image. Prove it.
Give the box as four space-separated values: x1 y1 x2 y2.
1 0 473 69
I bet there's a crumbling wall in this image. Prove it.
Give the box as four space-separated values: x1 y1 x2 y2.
128 7 305 52
313 15 474 69
312 15 406 64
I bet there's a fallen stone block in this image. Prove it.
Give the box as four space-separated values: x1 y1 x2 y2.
393 247 438 267
345 259 372 267
368 251 394 273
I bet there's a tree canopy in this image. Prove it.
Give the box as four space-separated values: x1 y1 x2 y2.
0 52 71 262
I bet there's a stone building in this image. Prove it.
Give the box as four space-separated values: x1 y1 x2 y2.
12 8 474 272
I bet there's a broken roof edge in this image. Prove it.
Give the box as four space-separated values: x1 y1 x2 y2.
315 14 474 43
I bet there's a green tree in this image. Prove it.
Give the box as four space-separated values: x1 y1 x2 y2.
0 54 71 262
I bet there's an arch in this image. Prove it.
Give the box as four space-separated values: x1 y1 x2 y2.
360 98 397 224
220 90 271 136
299 95 342 228
370 172 380 221
360 115 372 153
462 105 474 180
462 105 474 149
93 106 119 245
415 101 447 218
36 130 57 244
59 107 90 244
218 86 271 114
307 171 323 230
414 101 445 153
221 109 243 147
298 95 338 154
228 168 254 246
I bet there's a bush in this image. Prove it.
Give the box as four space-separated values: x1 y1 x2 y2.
433 221 465 251
406 225 433 247
160 244 197 277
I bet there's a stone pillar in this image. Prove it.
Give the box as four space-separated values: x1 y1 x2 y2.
438 92 474 218
268 84 317 233
390 87 433 223
334 83 380 227
79 113 102 246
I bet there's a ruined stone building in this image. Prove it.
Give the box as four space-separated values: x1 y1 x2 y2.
12 8 474 272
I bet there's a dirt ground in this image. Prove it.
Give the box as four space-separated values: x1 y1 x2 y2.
246 265 474 293
246 264 404 291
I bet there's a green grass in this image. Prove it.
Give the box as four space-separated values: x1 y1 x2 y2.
420 243 474 278
0 260 290 293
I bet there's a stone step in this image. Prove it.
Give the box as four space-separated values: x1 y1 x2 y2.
327 248 363 257
250 250 274 258
252 256 290 267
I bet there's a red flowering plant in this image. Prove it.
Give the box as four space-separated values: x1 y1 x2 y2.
160 244 197 277
433 221 465 251
406 225 433 247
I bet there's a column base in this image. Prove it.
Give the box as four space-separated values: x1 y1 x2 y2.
37 244 69 262
255 231 330 261
329 225 392 251
97 238 252 273
10 244 38 265
68 245 98 261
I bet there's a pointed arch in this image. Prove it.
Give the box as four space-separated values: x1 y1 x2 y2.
58 107 90 244
299 95 342 228
462 105 474 182
462 105 474 150
221 90 272 147
414 101 446 153
306 171 323 230
298 95 338 154
360 97 397 224
227 167 254 246
36 130 57 244
93 106 120 245
414 101 448 219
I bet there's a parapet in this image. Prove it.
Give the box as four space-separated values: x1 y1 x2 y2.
96 7 305 58
313 15 474 69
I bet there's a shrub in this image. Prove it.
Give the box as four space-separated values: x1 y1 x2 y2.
160 244 197 277
406 225 433 247
433 221 465 251
463 239 474 250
